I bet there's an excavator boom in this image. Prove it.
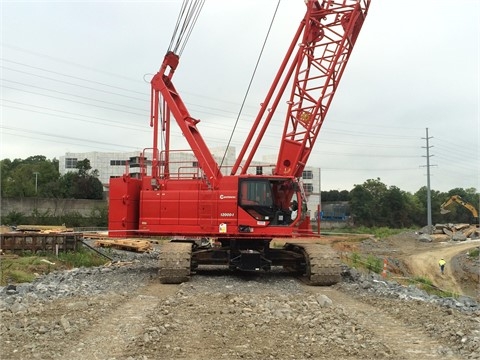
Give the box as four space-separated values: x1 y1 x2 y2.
440 195 479 219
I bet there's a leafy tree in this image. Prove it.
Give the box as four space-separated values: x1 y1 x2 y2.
350 183 375 226
58 172 77 198
349 178 388 227
404 192 424 227
57 158 103 199
382 186 410 228
321 190 350 201
76 158 92 177
1 156 59 197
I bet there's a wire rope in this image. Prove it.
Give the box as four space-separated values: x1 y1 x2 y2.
217 0 281 172
168 0 205 56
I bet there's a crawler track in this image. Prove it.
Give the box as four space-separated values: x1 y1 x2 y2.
158 242 192 284
286 242 342 286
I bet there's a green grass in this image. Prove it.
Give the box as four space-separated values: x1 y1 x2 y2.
326 226 410 239
350 252 361 267
0 247 108 285
408 276 459 298
411 276 433 287
58 248 107 268
365 254 383 273
468 248 479 259
345 252 382 274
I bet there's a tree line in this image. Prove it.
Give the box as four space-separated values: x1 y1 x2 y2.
1 156 103 200
320 178 478 228
1 157 478 228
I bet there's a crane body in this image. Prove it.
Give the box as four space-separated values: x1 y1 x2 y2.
108 0 371 284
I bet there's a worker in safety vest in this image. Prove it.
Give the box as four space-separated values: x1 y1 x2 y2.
438 258 446 274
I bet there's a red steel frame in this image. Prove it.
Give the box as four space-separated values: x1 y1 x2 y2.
232 0 370 178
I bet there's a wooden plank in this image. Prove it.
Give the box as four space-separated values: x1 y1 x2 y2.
94 239 152 253
14 225 73 233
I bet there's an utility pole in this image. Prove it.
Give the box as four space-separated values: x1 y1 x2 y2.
317 168 321 235
421 128 435 230
33 172 39 195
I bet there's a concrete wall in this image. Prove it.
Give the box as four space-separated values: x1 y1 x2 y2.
1 198 107 217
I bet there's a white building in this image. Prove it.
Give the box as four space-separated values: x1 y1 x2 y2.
59 151 141 187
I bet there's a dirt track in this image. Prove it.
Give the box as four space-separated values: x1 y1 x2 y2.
404 240 480 296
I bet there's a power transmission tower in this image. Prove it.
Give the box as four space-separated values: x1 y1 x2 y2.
421 128 436 230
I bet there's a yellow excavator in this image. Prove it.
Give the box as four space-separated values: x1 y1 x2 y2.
440 195 479 221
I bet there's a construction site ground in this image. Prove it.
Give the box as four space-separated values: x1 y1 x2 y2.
348 231 479 299
1 230 479 359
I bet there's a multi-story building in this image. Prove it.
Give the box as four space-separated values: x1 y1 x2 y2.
59 151 141 186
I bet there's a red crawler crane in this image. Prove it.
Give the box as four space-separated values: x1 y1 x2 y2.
108 0 371 284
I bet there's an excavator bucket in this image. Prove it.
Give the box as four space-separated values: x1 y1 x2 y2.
440 209 451 214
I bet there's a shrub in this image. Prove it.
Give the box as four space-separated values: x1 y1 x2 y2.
468 248 479 259
57 247 107 268
365 254 382 273
350 252 361 267
1 210 26 226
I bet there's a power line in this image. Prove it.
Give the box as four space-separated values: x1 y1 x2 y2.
1 54 474 170
3 80 149 113
1 45 142 83
1 66 148 101
3 85 147 117
2 103 149 132
2 59 448 143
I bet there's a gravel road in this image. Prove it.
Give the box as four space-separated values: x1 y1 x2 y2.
1 247 479 360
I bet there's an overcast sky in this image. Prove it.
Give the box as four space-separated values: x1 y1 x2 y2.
1 0 478 193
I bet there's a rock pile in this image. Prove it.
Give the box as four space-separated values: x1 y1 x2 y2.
418 223 480 242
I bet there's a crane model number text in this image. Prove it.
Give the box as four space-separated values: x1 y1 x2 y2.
220 213 235 217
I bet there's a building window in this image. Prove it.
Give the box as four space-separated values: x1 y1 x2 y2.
303 183 314 194
302 170 313 179
110 160 127 166
65 158 78 169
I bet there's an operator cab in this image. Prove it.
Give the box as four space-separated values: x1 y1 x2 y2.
238 178 303 225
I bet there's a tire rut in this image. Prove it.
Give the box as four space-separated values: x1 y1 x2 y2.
60 281 177 360
306 286 461 360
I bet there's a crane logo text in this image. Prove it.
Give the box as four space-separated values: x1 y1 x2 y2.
219 195 236 200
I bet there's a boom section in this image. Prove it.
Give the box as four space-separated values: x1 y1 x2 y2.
150 51 223 189
233 0 370 178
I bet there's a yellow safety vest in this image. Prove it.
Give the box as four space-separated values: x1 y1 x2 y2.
439 259 446 266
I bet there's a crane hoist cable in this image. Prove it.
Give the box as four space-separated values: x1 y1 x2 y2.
168 0 205 56
161 0 204 153
218 0 281 173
